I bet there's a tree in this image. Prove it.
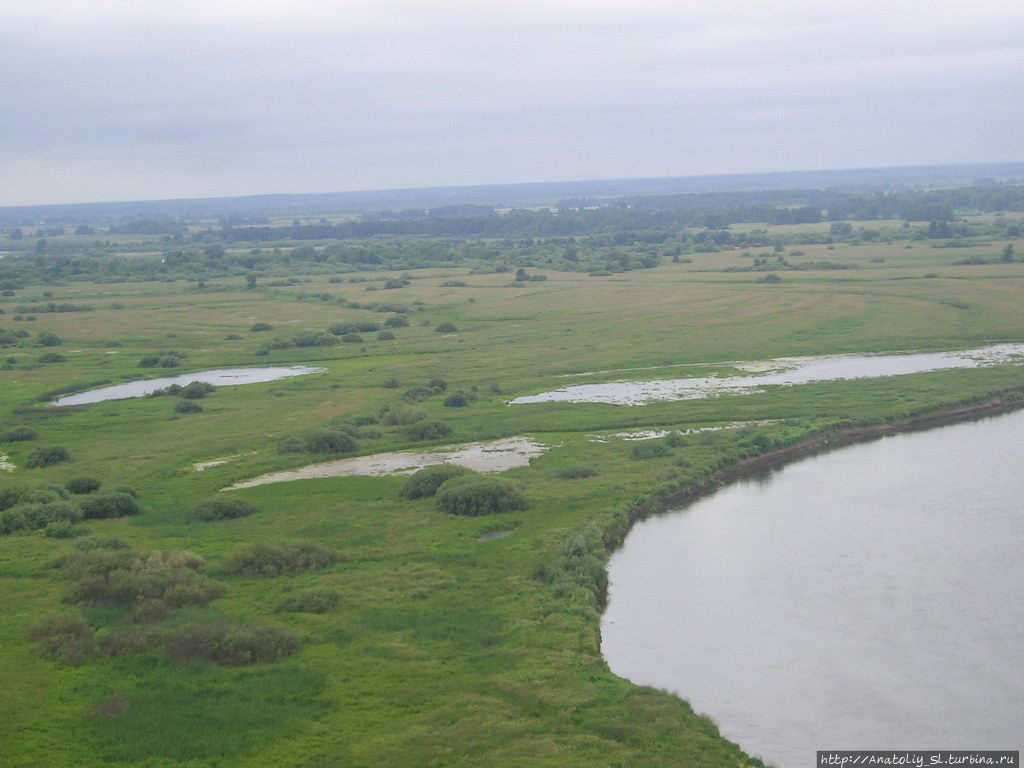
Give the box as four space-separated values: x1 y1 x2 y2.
1001 244 1015 263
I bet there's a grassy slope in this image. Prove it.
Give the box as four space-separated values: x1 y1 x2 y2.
2 239 1024 767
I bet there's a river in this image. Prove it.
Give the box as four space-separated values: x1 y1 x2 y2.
601 410 1024 766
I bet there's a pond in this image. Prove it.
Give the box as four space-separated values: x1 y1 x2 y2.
52 366 324 406
510 343 1024 405
601 409 1024 767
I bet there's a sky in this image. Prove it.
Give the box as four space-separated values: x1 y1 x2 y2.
1 0 1023 206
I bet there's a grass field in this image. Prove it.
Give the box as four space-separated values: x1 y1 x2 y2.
3 233 1024 767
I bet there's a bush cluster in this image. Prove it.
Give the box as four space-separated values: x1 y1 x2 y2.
192 497 258 521
434 475 527 516
1 426 37 442
139 350 187 368
79 492 141 519
65 477 101 494
223 540 343 576
401 464 475 499
25 445 71 468
554 466 598 479
164 622 300 666
402 420 453 441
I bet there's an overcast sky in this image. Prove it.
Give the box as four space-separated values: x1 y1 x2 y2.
2 0 1022 205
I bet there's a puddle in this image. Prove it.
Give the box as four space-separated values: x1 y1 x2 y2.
511 344 1024 406
53 366 324 406
0 453 13 471
193 452 257 471
225 436 548 490
587 422 771 443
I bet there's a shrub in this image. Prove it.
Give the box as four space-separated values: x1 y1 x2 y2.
0 508 28 534
25 445 71 468
174 400 203 414
275 588 341 614
0 426 36 442
401 464 475 499
223 540 343 576
402 420 453 441
300 427 358 455
181 381 216 399
380 404 426 425
43 520 87 539
62 549 221 608
328 321 379 335
440 280 467 287
26 611 98 665
401 385 433 403
630 441 671 459
66 477 101 494
224 333 243 340
20 501 81 530
435 475 527 517
443 391 470 408
383 315 409 328
37 352 67 364
37 331 63 347
339 333 363 343
79 492 141 519
138 350 187 368
555 466 598 479
250 322 274 331
381 377 401 389
292 331 337 348
376 331 395 341
428 378 448 392
103 340 123 348
164 622 299 666
435 322 458 333
192 497 258 521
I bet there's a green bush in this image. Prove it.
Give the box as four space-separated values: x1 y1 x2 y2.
37 331 63 347
401 385 433 403
402 420 453 441
26 611 98 665
37 352 67 364
0 508 27 534
192 497 259 521
380 404 426 425
181 381 216 399
300 427 358 454
443 391 470 407
79 492 141 519
383 315 409 328
434 475 527 517
630 441 671 459
250 322 274 331
381 377 401 389
43 520 87 539
428 378 448 392
73 534 130 551
376 331 395 341
223 540 343 576
435 322 458 333
275 588 341 614
339 333 363 343
554 466 598 479
401 464 475 499
62 549 221 608
25 445 71 468
164 622 299 666
65 477 101 494
20 501 81 530
174 400 203 414
1 426 36 442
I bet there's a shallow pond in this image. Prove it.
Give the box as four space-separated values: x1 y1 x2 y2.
52 366 324 406
601 409 1024 766
225 436 548 490
511 343 1024 405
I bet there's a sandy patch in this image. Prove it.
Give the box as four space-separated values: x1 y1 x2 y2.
0 453 13 471
193 452 257 471
224 436 548 491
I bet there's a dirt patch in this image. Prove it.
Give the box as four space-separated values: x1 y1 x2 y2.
0 453 13 471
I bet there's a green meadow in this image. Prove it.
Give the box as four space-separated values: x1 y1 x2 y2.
2 228 1024 767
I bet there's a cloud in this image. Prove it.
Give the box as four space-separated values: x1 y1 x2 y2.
2 0 1023 204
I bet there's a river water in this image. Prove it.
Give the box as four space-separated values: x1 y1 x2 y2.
52 366 324 406
601 410 1024 767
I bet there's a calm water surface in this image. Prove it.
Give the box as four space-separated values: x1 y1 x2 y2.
602 410 1024 767
53 366 324 405
512 344 1024 405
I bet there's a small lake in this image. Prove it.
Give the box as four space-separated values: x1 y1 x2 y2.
511 343 1024 405
601 409 1024 767
52 366 324 406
